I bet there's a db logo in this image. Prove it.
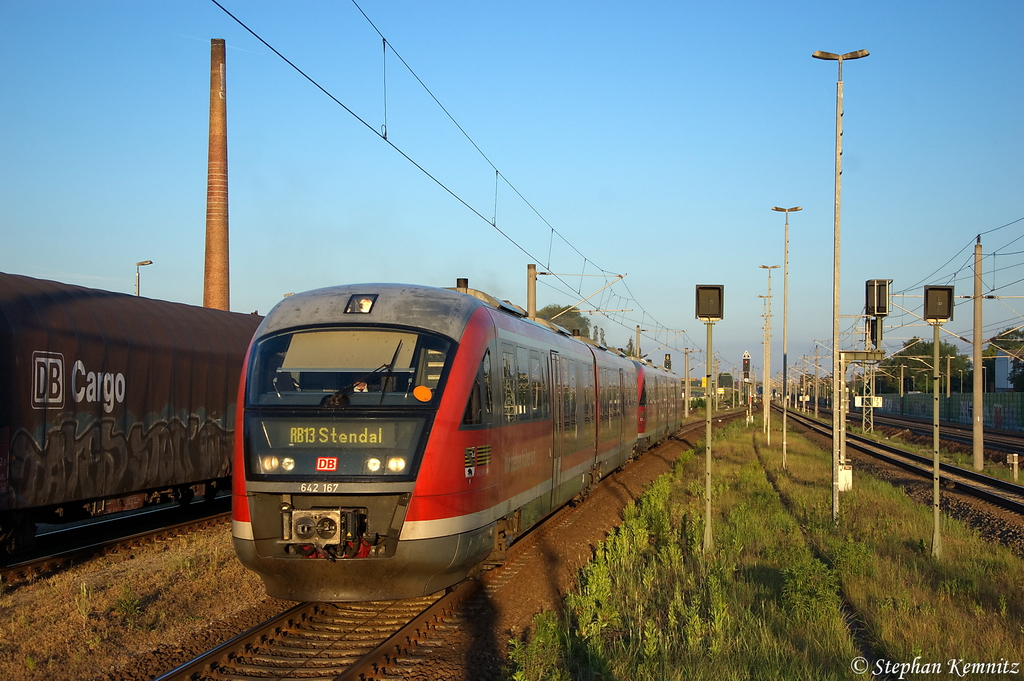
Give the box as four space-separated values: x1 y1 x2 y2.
315 457 338 472
32 352 65 409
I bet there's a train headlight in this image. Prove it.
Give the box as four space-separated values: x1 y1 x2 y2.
366 457 382 472
281 457 296 471
261 456 280 472
387 457 406 472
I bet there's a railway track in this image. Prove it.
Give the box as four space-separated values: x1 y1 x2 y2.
856 410 1024 453
808 405 1024 453
786 408 1024 515
155 416 729 681
1 500 231 588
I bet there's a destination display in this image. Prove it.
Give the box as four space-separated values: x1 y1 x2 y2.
258 417 421 449
247 416 426 477
287 424 389 447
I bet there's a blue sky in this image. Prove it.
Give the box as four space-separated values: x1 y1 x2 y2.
2 1 1022 379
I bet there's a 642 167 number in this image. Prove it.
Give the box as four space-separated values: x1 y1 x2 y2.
299 482 340 493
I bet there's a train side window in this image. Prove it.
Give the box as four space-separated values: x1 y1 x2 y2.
582 363 594 425
566 358 577 429
599 368 609 425
517 346 531 421
502 348 517 423
529 350 548 418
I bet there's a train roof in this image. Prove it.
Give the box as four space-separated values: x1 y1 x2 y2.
256 283 490 341
256 282 654 368
257 282 585 342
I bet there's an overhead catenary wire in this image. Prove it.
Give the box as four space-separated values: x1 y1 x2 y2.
895 217 1024 296
214 0 1022 365
210 1 601 299
347 0 593 274
210 0 686 353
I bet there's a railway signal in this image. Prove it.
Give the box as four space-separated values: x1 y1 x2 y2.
742 351 752 425
924 285 954 560
696 285 724 554
866 279 891 350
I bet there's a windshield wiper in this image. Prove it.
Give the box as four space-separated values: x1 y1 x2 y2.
320 341 404 409
379 341 403 406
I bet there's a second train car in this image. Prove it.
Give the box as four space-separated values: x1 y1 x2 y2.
232 281 681 601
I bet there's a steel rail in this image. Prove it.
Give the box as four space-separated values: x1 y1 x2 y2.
786 408 1024 514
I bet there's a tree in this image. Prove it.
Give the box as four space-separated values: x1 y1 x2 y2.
624 337 635 357
876 337 968 394
988 327 1024 391
536 304 591 338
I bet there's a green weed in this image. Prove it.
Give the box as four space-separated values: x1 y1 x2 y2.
113 583 143 626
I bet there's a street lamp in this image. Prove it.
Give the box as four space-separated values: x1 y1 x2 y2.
813 47 869 523
760 264 779 446
135 260 153 296
772 206 801 470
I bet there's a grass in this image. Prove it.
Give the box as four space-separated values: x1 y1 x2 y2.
506 418 1024 680
0 525 269 680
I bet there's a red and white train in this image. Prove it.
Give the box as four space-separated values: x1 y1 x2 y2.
232 281 682 602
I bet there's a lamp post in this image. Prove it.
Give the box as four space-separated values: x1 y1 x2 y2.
760 265 779 446
772 206 801 469
813 47 869 523
135 260 153 296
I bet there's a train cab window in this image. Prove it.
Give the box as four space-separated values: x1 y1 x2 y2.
248 328 452 408
463 350 493 427
483 350 493 414
416 348 446 389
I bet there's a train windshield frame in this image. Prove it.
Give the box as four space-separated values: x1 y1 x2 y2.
247 326 452 409
244 326 454 481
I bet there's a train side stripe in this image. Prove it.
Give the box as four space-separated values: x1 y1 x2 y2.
400 477 550 540
400 451 598 541
232 518 254 540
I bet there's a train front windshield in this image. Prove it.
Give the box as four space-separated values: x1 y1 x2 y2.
245 328 452 479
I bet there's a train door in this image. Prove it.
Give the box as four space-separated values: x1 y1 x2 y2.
549 351 564 509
